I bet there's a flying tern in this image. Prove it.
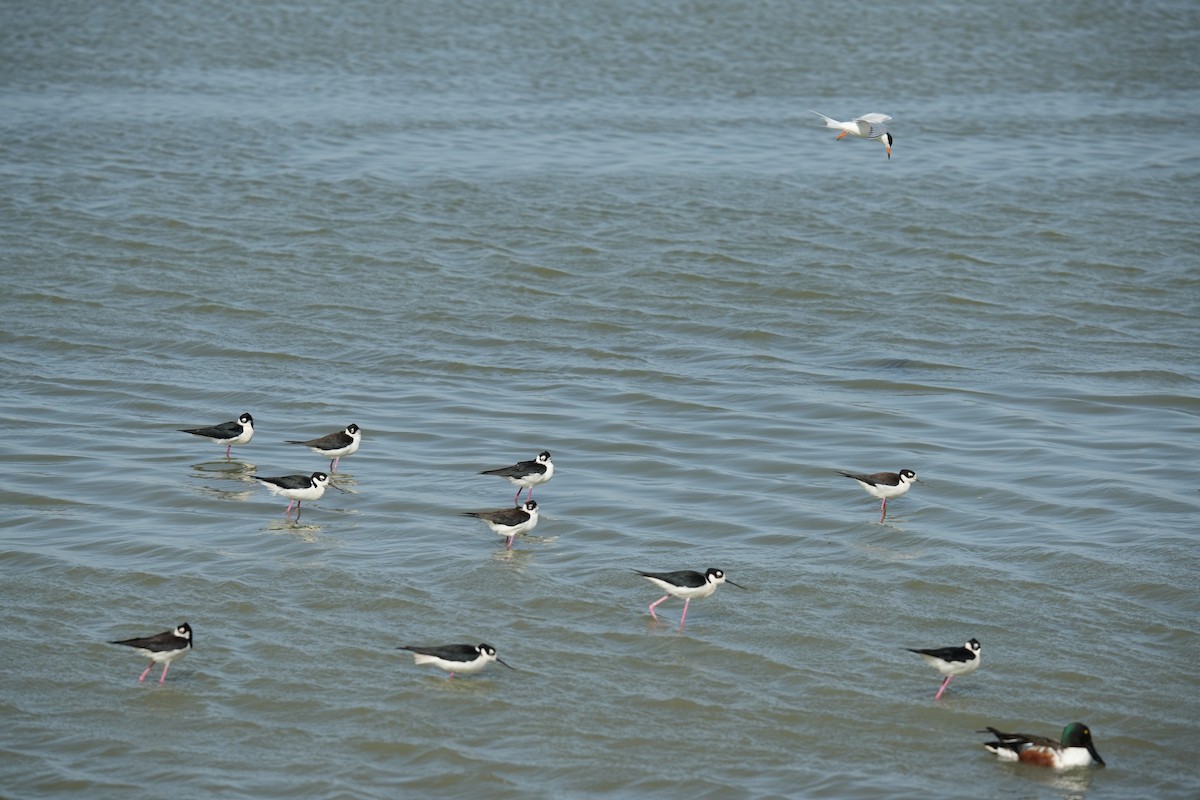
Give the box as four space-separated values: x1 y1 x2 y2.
811 111 894 159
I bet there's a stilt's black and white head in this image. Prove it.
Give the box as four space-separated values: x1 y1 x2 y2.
172 622 193 643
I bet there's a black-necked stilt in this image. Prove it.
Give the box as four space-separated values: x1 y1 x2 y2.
980 722 1105 769
109 622 193 684
287 423 361 474
251 471 344 515
180 412 254 458
634 568 744 630
479 451 554 504
398 643 514 678
906 638 981 700
462 500 539 549
838 468 919 522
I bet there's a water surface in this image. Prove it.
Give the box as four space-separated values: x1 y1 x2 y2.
2 1 1199 798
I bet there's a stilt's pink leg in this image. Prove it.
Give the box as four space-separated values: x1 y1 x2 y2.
284 500 295 515
138 664 153 682
513 488 521 505
159 663 171 684
678 599 692 630
648 595 669 619
505 535 515 550
934 675 952 700
879 498 887 523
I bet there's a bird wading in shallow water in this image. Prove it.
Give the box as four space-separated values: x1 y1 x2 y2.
252 471 344 515
906 638 981 700
634 568 745 631
980 722 1105 769
838 468 919 522
179 412 254 458
287 423 361 474
810 110 894 159
479 451 554 505
109 622 193 684
462 500 539 549
397 643 514 679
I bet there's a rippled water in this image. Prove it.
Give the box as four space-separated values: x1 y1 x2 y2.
2 1 1199 798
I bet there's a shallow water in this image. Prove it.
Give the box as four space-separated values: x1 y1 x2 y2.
2 1 1199 798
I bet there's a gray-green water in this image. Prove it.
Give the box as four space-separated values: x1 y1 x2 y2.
2 1 1198 797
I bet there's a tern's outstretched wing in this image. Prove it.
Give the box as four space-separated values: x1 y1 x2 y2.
850 120 889 139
